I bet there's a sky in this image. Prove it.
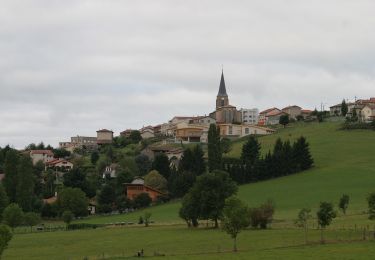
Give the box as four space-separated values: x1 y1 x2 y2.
1 1 375 148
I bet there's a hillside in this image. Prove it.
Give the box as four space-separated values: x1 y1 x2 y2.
79 121 375 225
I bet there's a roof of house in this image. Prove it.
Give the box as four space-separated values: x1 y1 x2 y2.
97 129 113 133
30 150 54 156
46 158 72 166
259 107 280 115
282 105 302 110
125 182 164 195
301 109 312 113
217 70 228 97
267 110 286 117
43 196 57 204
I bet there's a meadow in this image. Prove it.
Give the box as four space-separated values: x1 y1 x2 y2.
3 121 375 259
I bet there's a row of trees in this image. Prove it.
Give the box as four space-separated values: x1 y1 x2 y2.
223 136 314 184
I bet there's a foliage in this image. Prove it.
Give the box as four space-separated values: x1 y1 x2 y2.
221 197 250 251
241 136 260 166
295 208 312 244
0 224 12 257
133 193 152 208
90 151 100 165
249 200 275 229
179 192 199 227
144 170 168 193
63 168 94 198
367 192 375 220
317 201 336 243
152 153 170 179
208 124 222 172
168 170 196 198
3 149 18 203
338 194 350 215
135 154 152 176
0 185 9 221
62 210 74 225
97 184 116 213
16 155 36 212
341 99 348 116
179 170 237 228
23 212 41 230
129 130 142 143
41 203 59 219
279 114 290 127
179 145 206 176
3 203 24 230
53 148 71 158
221 138 232 154
144 212 152 227
57 188 88 217
67 223 100 230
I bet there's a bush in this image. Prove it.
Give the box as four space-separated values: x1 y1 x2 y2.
133 193 152 208
0 224 12 257
67 223 101 230
249 200 275 229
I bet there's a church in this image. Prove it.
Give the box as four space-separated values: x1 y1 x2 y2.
209 70 242 124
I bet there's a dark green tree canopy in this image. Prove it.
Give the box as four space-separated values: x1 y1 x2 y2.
208 124 222 172
152 153 170 179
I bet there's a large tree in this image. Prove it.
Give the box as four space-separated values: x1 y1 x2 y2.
208 124 222 172
279 114 290 128
152 153 170 179
0 224 12 257
57 187 88 217
16 156 35 212
293 136 314 171
338 194 350 215
0 185 9 221
3 149 18 203
3 203 24 231
179 145 206 176
180 170 237 228
144 170 167 193
241 136 261 166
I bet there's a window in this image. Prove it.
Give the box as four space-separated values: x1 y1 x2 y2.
229 126 233 135
245 128 249 134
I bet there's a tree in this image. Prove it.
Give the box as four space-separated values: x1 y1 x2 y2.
279 114 290 128
367 192 375 220
152 153 170 179
53 148 71 158
144 212 152 227
3 203 24 231
180 170 237 228
0 224 12 257
90 151 100 165
293 136 314 171
221 197 250 252
241 136 261 166
97 184 116 213
135 154 152 176
179 146 206 176
62 210 74 227
208 124 222 172
129 130 142 143
295 208 312 244
3 149 18 203
341 99 348 116
338 194 350 215
0 185 9 221
133 193 152 208
221 138 232 155
168 171 196 198
63 168 93 197
316 202 336 243
16 155 35 212
179 192 199 227
23 212 41 232
57 188 88 217
144 170 167 193
249 200 275 229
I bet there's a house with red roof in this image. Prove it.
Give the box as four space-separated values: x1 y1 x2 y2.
46 158 73 171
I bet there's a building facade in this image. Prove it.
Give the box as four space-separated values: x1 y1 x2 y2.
96 129 114 144
240 108 259 125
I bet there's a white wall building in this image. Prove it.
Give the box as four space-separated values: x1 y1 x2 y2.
240 108 259 125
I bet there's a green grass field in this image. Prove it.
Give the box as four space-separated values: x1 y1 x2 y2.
4 121 375 259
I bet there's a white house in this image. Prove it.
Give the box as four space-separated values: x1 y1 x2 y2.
30 150 54 165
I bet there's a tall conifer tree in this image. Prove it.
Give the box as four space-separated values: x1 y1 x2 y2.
16 155 35 212
208 124 222 172
3 149 18 203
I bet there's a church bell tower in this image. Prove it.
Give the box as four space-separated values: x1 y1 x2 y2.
216 70 229 109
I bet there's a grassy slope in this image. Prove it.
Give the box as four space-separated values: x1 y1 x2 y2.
78 122 375 224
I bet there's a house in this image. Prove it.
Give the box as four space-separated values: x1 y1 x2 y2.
258 108 281 125
267 110 288 125
240 108 259 125
359 104 375 122
189 115 216 126
153 124 162 136
301 109 312 119
282 106 302 119
218 124 275 138
140 126 155 139
175 122 209 143
125 177 164 202
60 136 97 152
329 104 342 116
120 129 134 138
97 129 113 144
46 158 74 171
102 163 118 179
30 150 54 165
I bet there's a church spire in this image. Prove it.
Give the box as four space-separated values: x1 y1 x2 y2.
217 69 228 97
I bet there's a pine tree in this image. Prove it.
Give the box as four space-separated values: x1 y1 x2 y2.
192 145 206 176
208 124 222 172
179 148 194 173
152 153 171 179
293 136 314 171
241 136 261 166
3 149 18 203
341 99 348 116
16 155 35 212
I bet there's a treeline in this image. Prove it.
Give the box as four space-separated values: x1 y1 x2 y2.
223 136 314 184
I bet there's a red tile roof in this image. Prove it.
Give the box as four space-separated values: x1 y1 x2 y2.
259 107 280 115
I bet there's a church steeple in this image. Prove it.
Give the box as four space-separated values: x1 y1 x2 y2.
216 70 229 109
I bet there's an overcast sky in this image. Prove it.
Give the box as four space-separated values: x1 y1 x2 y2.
1 1 375 148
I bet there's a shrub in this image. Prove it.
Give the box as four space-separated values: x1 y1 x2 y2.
249 200 275 229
